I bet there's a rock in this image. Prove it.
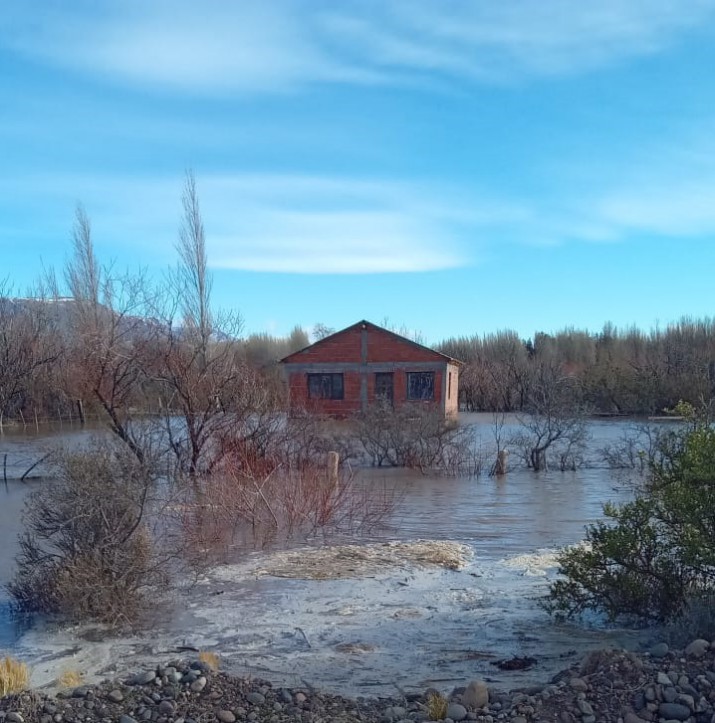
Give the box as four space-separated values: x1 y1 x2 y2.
134 671 158 686
294 693 307 705
676 693 695 710
685 639 710 658
107 690 124 703
246 692 265 706
649 643 669 658
158 701 175 715
461 680 489 709
190 677 207 693
217 712 236 723
577 700 594 716
119 716 138 723
511 717 527 723
623 713 649 723
658 702 691 721
657 672 672 686
7 714 24 723
446 704 467 721
569 678 588 692
663 686 677 703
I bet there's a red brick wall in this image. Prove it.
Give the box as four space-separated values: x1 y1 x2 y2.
366 326 445 363
286 326 363 363
287 370 362 416
283 322 458 417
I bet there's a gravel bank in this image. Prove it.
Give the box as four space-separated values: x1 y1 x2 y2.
4 640 715 723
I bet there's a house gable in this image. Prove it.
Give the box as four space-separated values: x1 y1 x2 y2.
280 320 458 366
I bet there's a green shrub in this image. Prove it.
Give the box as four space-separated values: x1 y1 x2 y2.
546 407 715 623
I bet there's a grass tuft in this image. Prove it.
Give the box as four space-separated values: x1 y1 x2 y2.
57 669 83 689
0 655 30 697
425 692 448 720
198 651 220 671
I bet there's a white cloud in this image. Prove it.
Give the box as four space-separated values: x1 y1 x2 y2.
1 173 479 274
589 128 715 238
3 0 714 94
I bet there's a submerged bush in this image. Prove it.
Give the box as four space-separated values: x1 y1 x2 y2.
353 403 481 475
546 406 715 623
8 441 172 627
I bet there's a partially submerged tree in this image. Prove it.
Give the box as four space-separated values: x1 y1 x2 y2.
63 206 158 461
154 171 273 477
511 361 589 472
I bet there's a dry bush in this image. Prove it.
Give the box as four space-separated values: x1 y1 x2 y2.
7 440 177 627
425 692 448 720
198 651 220 671
181 436 397 558
353 403 482 475
0 656 29 697
57 669 83 689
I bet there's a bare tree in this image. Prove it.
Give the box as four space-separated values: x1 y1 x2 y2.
63 206 158 461
154 171 265 477
512 361 589 472
0 285 59 431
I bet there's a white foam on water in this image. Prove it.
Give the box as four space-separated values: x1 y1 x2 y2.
9 538 647 697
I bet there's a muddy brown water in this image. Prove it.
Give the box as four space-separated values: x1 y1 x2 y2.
0 414 658 693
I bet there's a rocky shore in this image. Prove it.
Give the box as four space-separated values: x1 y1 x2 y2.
3 639 715 723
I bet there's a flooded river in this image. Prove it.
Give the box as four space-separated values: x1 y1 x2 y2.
0 415 654 695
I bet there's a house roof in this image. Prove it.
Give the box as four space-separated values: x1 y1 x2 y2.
279 319 463 365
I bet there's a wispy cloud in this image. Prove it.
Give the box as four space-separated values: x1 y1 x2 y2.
2 173 489 274
4 1 713 94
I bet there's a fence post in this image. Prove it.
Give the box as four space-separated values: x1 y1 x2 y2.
327 451 339 487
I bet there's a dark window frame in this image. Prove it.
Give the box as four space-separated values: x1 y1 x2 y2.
307 373 344 400
375 371 394 403
407 371 435 401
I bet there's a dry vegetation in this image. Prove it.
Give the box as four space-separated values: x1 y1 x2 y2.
0 656 29 697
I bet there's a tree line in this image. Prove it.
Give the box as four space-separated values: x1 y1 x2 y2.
438 321 715 416
2 172 715 432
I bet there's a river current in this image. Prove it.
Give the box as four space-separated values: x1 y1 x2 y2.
0 414 655 695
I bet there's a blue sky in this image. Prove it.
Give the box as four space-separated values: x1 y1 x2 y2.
3 1 715 343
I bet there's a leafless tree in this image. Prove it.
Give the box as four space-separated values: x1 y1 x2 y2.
63 205 158 461
154 171 269 477
0 284 59 431
512 361 589 472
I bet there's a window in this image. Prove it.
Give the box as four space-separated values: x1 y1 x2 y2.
308 373 344 400
375 372 394 403
407 371 434 401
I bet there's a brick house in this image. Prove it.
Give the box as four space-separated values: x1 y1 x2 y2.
280 320 461 418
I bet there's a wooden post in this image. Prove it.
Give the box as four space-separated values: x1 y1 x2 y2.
494 449 509 476
77 399 86 425
327 451 339 486
34 407 39 432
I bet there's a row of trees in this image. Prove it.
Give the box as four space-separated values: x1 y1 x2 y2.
439 321 715 416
